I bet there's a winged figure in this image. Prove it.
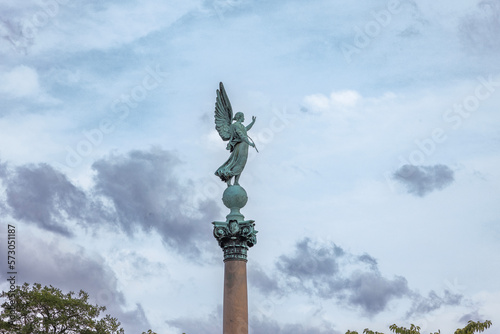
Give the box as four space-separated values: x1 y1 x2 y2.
214 82 257 186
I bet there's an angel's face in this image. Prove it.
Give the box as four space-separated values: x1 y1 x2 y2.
235 112 244 122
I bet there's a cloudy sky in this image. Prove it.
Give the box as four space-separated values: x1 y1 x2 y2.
0 0 499 333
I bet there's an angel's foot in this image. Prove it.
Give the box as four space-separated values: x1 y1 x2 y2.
226 180 232 187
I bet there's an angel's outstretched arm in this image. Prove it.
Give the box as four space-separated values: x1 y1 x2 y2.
246 116 256 131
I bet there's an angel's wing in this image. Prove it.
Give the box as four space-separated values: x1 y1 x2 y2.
214 82 233 141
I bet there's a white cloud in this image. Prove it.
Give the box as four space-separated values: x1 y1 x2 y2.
303 89 363 113
303 93 332 112
330 90 361 107
0 65 40 97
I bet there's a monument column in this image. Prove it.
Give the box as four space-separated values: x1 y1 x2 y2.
211 81 258 334
213 185 257 334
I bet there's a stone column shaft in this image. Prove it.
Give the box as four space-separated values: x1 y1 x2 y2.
223 260 248 334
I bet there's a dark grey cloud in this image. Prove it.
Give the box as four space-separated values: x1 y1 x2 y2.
459 0 500 53
406 289 463 317
0 235 151 334
393 164 454 197
346 271 409 315
92 147 220 257
277 238 342 280
1 163 100 236
459 310 486 324
256 238 411 316
0 148 220 258
249 237 467 319
357 253 378 269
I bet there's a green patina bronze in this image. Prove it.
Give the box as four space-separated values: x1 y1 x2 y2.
214 82 257 187
212 83 258 260
213 184 257 261
213 219 257 261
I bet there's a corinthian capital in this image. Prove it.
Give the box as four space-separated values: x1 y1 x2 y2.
213 220 258 261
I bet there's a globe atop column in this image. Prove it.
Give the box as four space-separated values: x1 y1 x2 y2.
222 185 248 222
222 185 248 209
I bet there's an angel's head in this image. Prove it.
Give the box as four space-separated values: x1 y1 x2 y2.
233 112 244 122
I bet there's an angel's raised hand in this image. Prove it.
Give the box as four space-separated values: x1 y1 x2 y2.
252 116 256 122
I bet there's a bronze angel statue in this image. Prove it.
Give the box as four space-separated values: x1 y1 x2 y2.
214 82 257 187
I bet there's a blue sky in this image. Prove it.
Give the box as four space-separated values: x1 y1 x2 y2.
0 0 499 333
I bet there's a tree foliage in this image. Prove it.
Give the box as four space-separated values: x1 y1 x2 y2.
0 283 157 334
347 320 492 334
389 323 439 334
454 321 493 334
